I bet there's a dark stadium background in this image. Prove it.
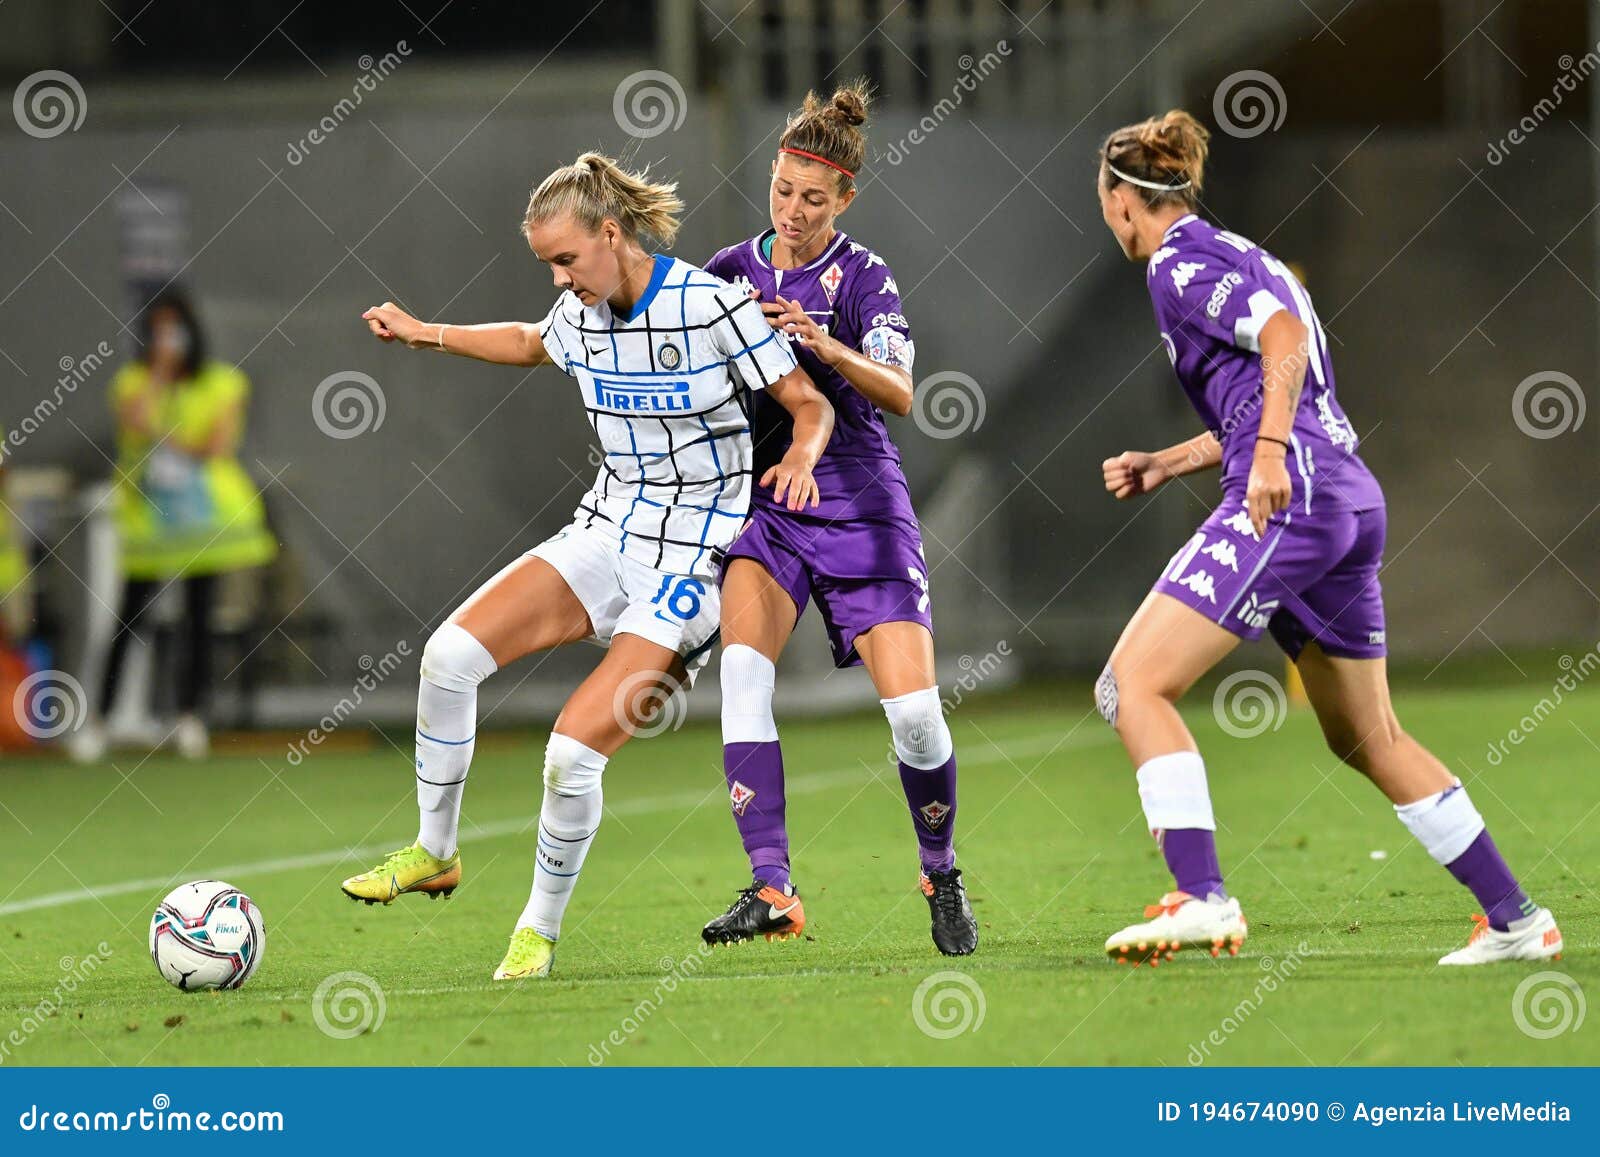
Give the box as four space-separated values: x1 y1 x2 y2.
0 0 1595 730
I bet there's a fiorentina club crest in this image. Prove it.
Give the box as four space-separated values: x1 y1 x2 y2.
729 780 757 816
819 262 843 302
919 800 951 831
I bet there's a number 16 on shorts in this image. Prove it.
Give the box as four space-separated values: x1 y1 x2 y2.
650 574 705 625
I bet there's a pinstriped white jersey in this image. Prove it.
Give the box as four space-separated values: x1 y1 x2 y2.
537 254 798 578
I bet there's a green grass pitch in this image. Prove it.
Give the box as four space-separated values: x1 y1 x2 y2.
0 679 1595 1066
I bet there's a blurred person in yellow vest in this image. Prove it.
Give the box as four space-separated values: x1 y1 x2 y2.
0 446 33 750
0 450 23 608
69 289 277 762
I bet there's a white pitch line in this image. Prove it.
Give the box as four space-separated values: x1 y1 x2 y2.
122 938 1600 1006
0 730 1114 918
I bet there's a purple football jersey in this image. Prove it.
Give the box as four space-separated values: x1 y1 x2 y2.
1148 214 1383 514
705 230 917 520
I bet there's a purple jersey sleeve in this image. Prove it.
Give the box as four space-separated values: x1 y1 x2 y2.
1149 245 1289 354
702 245 739 284
842 251 915 374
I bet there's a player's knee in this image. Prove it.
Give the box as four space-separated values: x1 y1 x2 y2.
1097 660 1181 724
882 686 953 770
1329 719 1405 775
1094 663 1119 728
543 732 606 796
1323 723 1366 770
421 622 497 694
721 643 777 743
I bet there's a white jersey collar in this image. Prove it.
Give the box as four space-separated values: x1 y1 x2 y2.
1162 213 1199 242
750 229 851 273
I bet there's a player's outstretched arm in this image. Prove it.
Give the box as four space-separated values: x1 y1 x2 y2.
762 367 834 511
362 301 550 367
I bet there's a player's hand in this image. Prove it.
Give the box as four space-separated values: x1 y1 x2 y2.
362 302 429 347
1245 442 1292 537
748 289 788 335
1102 451 1171 500
760 451 821 512
763 295 845 366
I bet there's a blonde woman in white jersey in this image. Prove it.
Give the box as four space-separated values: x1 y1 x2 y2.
343 153 833 981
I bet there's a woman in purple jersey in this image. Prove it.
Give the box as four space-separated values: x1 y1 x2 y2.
698 83 979 956
1093 110 1559 967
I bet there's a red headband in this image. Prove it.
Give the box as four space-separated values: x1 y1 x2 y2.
779 147 856 179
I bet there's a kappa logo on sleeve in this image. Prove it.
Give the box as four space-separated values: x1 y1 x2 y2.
1171 261 1206 295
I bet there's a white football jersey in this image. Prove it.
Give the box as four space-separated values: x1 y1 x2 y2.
537 254 797 578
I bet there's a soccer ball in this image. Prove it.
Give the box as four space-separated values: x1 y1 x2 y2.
149 880 266 991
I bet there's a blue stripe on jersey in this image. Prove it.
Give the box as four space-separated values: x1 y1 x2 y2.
655 277 726 294
603 424 748 463
680 265 693 374
580 327 778 378
622 493 745 516
585 363 730 379
728 328 782 363
691 413 726 574
618 418 647 554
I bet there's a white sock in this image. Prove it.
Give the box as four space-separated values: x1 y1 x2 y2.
414 623 497 860
1135 750 1216 832
518 733 607 939
1393 780 1483 865
721 644 778 742
881 685 954 769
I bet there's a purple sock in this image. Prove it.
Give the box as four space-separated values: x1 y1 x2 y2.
1160 828 1226 900
724 741 790 891
899 754 957 874
1446 829 1533 931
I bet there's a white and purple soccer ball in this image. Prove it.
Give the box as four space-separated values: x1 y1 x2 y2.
149 880 265 991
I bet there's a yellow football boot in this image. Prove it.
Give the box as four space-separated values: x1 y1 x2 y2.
340 843 461 905
493 927 557 980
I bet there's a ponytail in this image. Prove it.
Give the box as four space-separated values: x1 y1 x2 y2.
522 151 684 248
778 80 872 190
1100 109 1210 210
